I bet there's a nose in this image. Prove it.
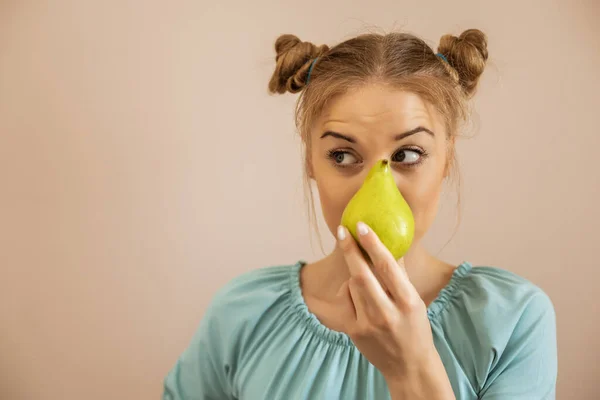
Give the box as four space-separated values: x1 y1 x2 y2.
364 156 389 169
361 156 407 190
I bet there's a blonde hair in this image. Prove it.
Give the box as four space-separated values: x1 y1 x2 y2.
268 29 489 252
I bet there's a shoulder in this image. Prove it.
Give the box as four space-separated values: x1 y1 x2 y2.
461 264 555 317
435 263 556 355
435 264 557 396
163 263 301 397
211 262 298 304
201 261 300 330
438 263 556 362
459 265 558 398
468 264 556 338
463 264 551 299
435 263 555 323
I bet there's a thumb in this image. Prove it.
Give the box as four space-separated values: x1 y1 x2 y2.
335 280 356 319
336 279 350 299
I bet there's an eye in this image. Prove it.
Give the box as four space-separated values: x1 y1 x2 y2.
392 149 423 164
328 150 359 166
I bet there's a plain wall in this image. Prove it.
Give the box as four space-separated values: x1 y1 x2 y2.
1 0 598 399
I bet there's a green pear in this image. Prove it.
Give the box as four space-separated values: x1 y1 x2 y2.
341 159 415 260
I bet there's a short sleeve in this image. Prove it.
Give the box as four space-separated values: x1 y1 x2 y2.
479 292 558 399
163 295 235 400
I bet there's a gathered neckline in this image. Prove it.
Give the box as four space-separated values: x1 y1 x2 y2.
286 260 473 347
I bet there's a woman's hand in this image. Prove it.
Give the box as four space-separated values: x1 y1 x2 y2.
335 222 455 400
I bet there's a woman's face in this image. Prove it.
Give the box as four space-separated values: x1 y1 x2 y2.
308 84 452 248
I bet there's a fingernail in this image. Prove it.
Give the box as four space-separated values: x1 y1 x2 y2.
337 225 346 241
357 222 369 236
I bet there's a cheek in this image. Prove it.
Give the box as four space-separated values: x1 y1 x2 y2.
406 183 442 241
402 167 445 242
310 150 361 236
404 139 451 241
315 173 355 236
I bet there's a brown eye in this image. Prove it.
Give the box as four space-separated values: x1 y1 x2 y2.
392 149 421 164
329 151 358 165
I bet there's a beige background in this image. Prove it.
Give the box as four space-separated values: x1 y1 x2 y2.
1 1 598 399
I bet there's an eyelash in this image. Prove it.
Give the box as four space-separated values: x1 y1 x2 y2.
326 147 428 169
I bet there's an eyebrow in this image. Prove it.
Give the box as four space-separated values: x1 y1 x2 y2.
320 126 435 143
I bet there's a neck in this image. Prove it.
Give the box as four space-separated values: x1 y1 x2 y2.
304 242 455 306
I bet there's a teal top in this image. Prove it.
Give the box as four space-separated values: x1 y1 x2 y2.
163 261 557 400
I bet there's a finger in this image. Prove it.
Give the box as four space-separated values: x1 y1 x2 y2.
355 221 417 303
337 225 393 319
347 274 391 323
337 225 371 277
371 268 393 298
355 244 392 297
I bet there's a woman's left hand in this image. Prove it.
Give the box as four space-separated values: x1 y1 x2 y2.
336 222 455 399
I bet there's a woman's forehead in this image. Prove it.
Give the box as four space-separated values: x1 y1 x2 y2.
319 86 440 127
316 86 443 139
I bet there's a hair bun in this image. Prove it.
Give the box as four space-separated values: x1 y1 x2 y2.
438 29 489 97
268 34 329 94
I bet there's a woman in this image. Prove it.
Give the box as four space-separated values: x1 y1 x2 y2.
163 29 557 399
